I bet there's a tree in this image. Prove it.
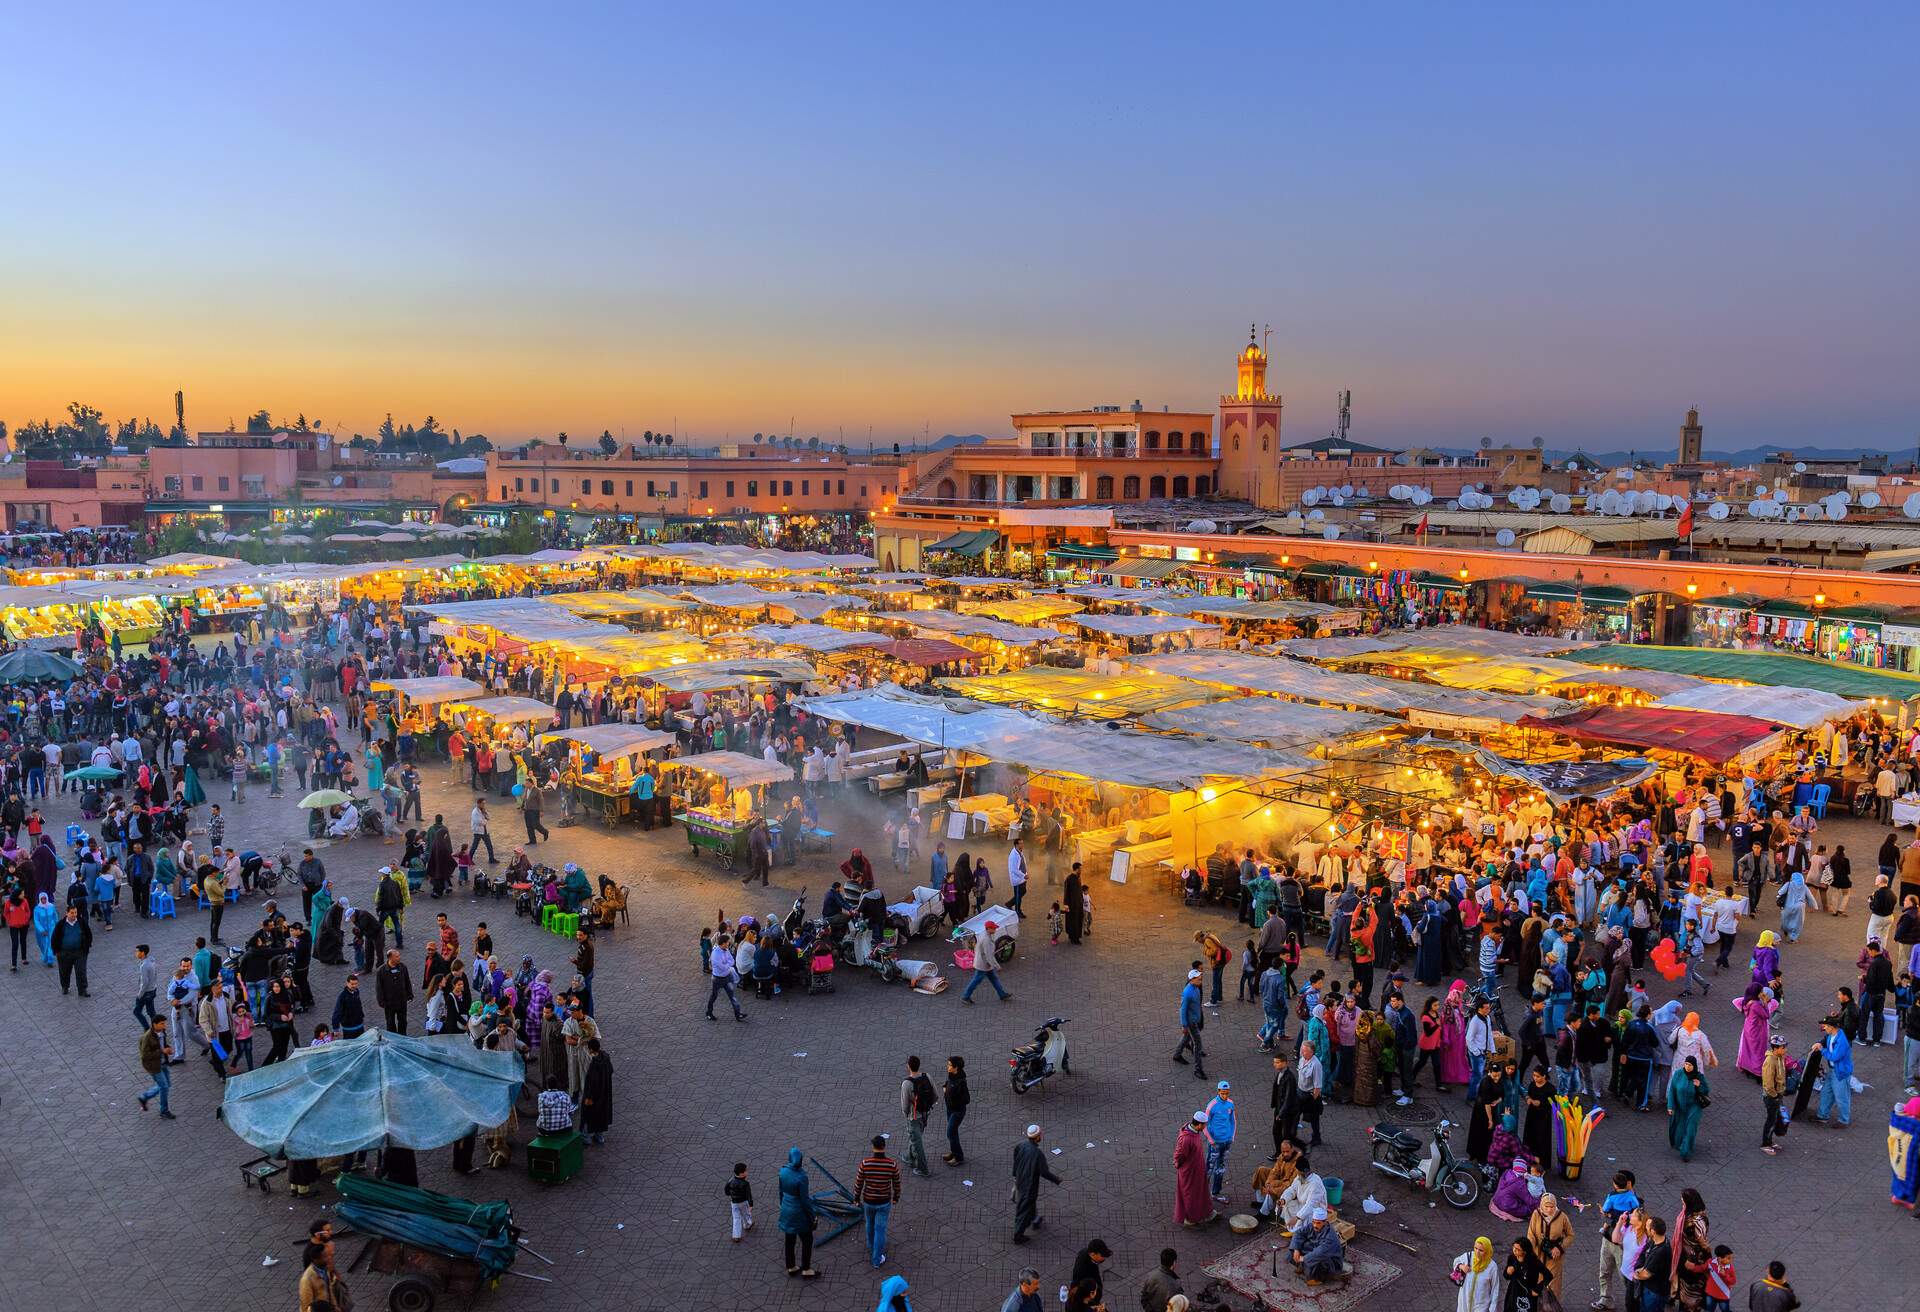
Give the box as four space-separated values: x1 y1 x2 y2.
292 413 310 432
246 409 275 434
348 434 375 450
526 437 546 450
493 510 542 553
642 430 654 445
598 429 617 456
663 435 673 449
378 414 398 446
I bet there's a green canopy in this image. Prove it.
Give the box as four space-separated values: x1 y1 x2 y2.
1524 583 1580 603
0 649 82 682
1564 644 1920 699
1694 594 1760 611
1579 585 1635 605
1046 544 1118 562
1756 598 1814 620
927 528 1001 556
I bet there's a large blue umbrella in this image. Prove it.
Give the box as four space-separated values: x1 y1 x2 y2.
220 1031 524 1157
0 648 82 682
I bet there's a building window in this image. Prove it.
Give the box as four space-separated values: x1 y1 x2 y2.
802 480 810 495
601 479 614 495
1233 437 1240 451
1196 476 1212 495
698 481 708 498
1173 475 1190 497
1094 475 1114 498
581 479 591 493
1262 436 1269 452
1167 432 1184 452
1150 475 1167 498
669 481 677 497
163 476 182 494
625 480 634 496
501 485 510 499
725 481 735 497
217 476 230 491
1122 475 1140 499
550 479 559 492
514 477 524 491
782 480 793 496
748 480 758 497
242 476 265 497
1144 431 1160 450
191 476 204 491
646 481 656 498
837 480 845 494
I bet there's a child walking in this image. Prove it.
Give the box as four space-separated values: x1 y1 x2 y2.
1047 902 1064 945
725 1162 754 1241
230 1000 256 1072
1237 939 1259 1002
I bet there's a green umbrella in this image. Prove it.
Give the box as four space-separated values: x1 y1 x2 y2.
0 648 83 682
64 765 123 782
298 788 353 809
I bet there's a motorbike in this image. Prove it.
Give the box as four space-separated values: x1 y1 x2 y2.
782 888 810 940
238 848 292 895
1365 1119 1483 1208
838 918 904 983
1009 1016 1070 1095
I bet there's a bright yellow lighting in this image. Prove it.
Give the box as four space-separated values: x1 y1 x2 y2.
1201 787 1218 802
1685 582 1697 595
1814 593 1826 605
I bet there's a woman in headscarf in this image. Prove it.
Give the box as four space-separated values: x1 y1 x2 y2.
1352 1010 1386 1108
30 892 58 966
1438 980 1474 1087
1777 870 1808 942
1524 1192 1575 1303
1062 866 1085 945
874 1273 911 1312
778 1147 820 1279
1672 1198 1713 1312
1499 1236 1549 1312
1489 1155 1537 1221
314 898 348 965
1672 1011 1717 1073
1648 1000 1684 1105
1467 1064 1504 1165
1172 1111 1214 1226
525 970 554 1049
1521 1066 1554 1166
1666 1056 1709 1161
1734 986 1777 1078
30 836 57 903
1450 1237 1502 1312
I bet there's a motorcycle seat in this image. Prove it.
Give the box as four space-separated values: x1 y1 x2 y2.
1374 1126 1422 1151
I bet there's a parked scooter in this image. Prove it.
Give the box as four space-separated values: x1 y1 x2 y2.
1365 1119 1483 1208
1009 1016 1071 1095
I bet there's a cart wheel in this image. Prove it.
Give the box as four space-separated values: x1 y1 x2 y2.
388 1276 438 1312
722 853 736 871
994 936 1017 964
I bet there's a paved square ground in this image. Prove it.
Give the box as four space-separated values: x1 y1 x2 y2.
2 752 1911 1312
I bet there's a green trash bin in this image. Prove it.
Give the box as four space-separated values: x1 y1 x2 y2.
528 1131 584 1184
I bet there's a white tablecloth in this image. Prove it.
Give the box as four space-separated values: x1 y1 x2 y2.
1892 797 1920 828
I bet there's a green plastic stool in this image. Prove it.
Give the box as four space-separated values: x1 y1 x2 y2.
541 905 557 931
558 912 579 936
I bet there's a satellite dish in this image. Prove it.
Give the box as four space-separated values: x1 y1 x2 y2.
1786 508 1801 522
1801 503 1822 521
1356 486 1370 498
1828 503 1848 521
1496 529 1516 547
1754 485 1768 495
1389 485 1407 500
1654 493 1673 512
332 475 344 487
1323 526 1340 541
1330 494 1345 507
1904 493 1920 519
1550 493 1572 513
1566 461 1579 472
1308 508 1325 521
1340 485 1354 498
1708 501 1730 521
1302 488 1322 507
1793 461 1807 473
1862 491 1882 509
1412 488 1432 506
1446 499 1460 511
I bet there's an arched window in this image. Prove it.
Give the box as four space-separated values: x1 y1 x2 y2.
600 479 614 495
1262 436 1269 452
1172 475 1190 497
1144 430 1161 450
1167 431 1184 452
1195 476 1211 496
1094 475 1114 499
935 478 957 500
1149 475 1167 498
1233 437 1240 451
1122 475 1140 499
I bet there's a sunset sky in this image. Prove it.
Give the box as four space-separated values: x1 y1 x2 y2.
2 6 1914 452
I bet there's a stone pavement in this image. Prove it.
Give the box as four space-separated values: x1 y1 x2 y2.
1 756 1912 1312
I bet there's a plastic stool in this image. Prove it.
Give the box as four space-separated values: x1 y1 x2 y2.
151 889 176 919
541 905 557 931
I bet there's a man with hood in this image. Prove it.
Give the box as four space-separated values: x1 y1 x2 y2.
778 1147 820 1279
875 1274 912 1312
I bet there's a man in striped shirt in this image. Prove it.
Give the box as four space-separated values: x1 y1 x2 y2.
853 1135 901 1268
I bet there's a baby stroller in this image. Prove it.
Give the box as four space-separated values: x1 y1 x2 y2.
807 942 837 994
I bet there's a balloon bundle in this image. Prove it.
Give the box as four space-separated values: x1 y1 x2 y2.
1551 1096 1606 1176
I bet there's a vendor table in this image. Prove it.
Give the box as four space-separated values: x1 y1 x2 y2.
680 809 751 869
1893 797 1920 829
571 779 632 826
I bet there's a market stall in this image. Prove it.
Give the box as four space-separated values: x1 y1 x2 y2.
669 750 795 865
539 723 677 824
1517 704 1790 767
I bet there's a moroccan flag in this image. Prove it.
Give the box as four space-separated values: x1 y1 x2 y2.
1415 512 1429 539
1677 500 1694 538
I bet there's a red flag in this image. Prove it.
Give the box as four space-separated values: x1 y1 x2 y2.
1677 501 1694 538
1415 512 1429 538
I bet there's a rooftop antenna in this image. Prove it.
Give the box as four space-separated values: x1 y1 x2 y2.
1336 390 1352 444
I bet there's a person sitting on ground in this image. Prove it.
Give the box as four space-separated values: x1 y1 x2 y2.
1288 1207 1346 1284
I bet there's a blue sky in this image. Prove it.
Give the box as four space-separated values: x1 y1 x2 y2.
1 4 1914 452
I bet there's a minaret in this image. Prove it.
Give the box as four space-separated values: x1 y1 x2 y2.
1678 406 1703 464
1217 325 1284 507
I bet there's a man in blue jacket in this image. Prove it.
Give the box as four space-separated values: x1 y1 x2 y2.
1203 1081 1236 1202
1816 1014 1853 1127
1173 969 1208 1080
